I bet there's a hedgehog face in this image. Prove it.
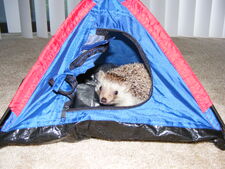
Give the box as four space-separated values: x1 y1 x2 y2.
95 71 130 106
96 83 119 105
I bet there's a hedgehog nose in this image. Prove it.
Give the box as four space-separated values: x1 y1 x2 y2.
101 97 107 104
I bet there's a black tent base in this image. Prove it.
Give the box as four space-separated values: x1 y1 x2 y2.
0 120 224 150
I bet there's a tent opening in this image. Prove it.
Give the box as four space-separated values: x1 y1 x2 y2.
63 29 152 110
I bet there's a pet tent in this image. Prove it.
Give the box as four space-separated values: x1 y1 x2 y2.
0 0 225 150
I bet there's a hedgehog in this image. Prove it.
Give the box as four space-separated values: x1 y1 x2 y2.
95 63 151 107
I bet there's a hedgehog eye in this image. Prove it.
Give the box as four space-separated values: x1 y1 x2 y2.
114 91 118 95
99 86 102 91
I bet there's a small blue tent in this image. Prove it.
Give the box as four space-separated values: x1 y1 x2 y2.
0 0 224 150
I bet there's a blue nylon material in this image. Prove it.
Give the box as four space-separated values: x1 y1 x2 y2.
2 0 221 132
81 37 115 50
95 39 142 66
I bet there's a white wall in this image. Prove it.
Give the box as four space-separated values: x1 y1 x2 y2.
3 0 21 33
34 0 48 38
209 0 225 37
164 0 179 36
2 0 225 38
142 0 225 37
48 0 66 35
18 0 33 38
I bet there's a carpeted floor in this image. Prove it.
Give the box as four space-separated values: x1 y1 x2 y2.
0 34 225 169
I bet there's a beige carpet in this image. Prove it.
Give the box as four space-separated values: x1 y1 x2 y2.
0 34 225 169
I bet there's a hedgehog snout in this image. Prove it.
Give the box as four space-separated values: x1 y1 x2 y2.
100 97 107 104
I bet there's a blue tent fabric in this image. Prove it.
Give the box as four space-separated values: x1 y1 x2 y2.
0 0 224 149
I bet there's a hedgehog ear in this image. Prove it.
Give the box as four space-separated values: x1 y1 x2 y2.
95 70 105 82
